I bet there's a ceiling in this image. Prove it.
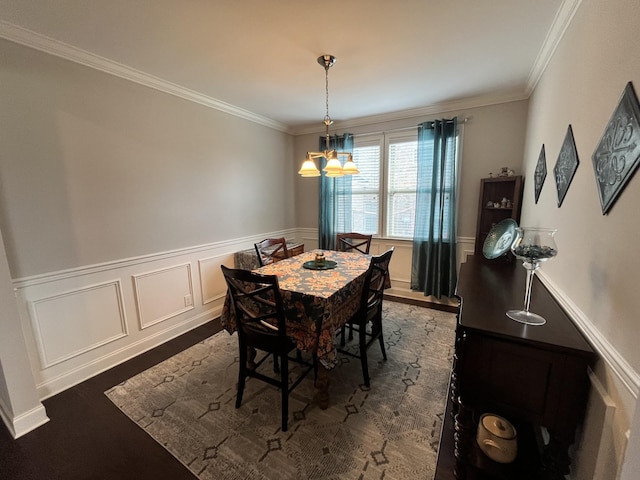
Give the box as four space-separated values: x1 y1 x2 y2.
0 0 569 133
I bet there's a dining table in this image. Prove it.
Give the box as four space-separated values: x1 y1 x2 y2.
220 249 372 409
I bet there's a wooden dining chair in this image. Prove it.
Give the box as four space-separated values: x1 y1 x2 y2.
254 237 290 267
336 232 373 254
336 232 372 254
338 247 394 387
221 265 315 432
337 232 373 341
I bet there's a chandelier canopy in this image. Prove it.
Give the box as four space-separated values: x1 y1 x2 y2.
298 55 359 178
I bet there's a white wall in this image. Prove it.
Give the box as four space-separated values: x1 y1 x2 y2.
521 0 640 477
0 38 297 436
0 39 296 279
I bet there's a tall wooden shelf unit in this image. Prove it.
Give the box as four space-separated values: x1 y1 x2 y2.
475 176 524 254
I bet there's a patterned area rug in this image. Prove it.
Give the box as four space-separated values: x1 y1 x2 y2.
105 301 456 480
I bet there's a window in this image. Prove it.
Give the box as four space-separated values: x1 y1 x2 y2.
336 132 417 239
386 136 418 238
336 129 458 240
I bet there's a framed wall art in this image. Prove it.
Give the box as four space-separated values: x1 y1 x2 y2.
554 125 579 207
534 145 547 204
591 81 640 214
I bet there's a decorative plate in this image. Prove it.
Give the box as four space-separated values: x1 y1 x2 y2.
482 219 518 259
302 260 337 270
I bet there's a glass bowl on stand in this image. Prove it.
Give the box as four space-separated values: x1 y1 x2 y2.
506 227 558 325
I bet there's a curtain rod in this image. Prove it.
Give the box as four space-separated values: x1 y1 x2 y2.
352 116 469 138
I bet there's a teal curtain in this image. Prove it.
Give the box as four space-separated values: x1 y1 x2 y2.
318 133 354 250
410 118 458 298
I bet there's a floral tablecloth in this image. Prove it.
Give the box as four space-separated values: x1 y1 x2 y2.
221 249 371 368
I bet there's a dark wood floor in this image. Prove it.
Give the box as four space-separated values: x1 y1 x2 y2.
0 320 222 480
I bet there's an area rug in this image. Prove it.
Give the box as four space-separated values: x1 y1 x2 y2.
105 301 456 480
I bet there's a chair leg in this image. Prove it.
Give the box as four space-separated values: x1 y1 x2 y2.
371 304 387 360
340 325 346 347
280 354 289 432
378 329 387 360
247 346 257 370
236 344 247 408
359 324 370 388
312 353 318 381
273 353 280 373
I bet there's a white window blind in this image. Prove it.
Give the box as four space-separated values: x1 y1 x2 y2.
387 139 418 238
336 141 380 234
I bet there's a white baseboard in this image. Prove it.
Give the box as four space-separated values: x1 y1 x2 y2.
0 397 49 439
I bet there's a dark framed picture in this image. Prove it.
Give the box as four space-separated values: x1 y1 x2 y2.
554 125 579 207
591 82 640 214
534 145 547 204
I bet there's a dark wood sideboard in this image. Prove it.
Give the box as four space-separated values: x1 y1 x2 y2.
435 255 596 480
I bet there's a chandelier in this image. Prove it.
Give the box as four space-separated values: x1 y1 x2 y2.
298 55 359 178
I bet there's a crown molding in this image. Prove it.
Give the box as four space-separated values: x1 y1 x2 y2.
291 91 529 136
0 20 292 134
526 0 583 95
1 0 581 139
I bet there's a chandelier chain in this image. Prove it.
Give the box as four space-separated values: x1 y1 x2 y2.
325 64 331 124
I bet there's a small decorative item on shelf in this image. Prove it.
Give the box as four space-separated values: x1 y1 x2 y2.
501 197 508 208
499 167 509 177
508 169 515 177
314 252 326 267
506 227 558 325
487 201 494 208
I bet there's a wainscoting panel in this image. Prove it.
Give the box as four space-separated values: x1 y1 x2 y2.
198 254 228 305
572 369 619 480
13 229 297 401
133 263 194 329
377 240 413 290
457 237 476 264
298 228 318 251
29 280 127 368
